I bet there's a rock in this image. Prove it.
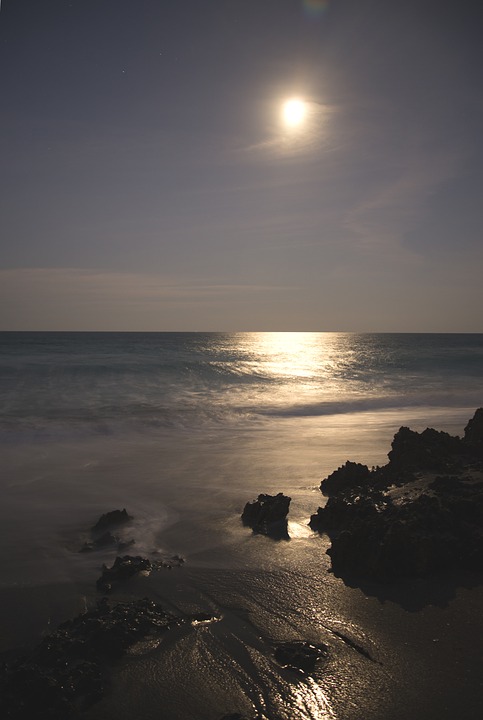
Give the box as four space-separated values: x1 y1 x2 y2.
79 509 135 553
274 641 329 674
310 491 385 535
0 597 219 719
0 598 178 719
311 411 483 582
96 554 184 593
96 555 151 593
320 461 371 496
387 426 463 473
464 407 483 450
91 508 133 536
79 532 136 554
241 493 291 539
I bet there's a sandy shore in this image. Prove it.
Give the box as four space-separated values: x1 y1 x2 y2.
2 411 483 719
2 532 483 720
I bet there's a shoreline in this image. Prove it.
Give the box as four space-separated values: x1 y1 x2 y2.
2 410 483 719
2 559 483 720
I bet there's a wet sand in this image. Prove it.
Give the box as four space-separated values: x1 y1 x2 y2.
2 527 483 720
2 410 483 719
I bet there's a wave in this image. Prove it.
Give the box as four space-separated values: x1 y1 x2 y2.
254 394 481 419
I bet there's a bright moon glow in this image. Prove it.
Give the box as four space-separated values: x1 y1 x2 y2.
283 98 307 127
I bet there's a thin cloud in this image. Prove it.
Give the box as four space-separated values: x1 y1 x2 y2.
0 268 282 303
237 102 339 160
0 268 292 330
342 149 463 257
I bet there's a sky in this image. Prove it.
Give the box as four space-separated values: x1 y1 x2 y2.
1 0 483 332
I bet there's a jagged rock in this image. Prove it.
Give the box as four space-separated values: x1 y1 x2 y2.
79 532 135 554
464 407 483 450
0 597 218 719
274 641 329 674
387 426 463 473
91 508 133 536
78 509 135 553
310 491 386 535
241 493 291 539
311 411 483 581
0 598 177 719
97 555 151 593
96 554 184 593
319 483 483 580
320 461 371 496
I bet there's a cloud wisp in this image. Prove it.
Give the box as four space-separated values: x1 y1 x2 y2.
0 268 288 331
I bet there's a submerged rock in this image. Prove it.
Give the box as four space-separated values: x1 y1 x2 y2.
241 493 291 539
274 640 329 674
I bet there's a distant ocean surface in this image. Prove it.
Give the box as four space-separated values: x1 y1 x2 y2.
1 332 482 440
0 332 482 591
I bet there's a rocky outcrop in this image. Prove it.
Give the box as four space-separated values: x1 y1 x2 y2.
96 554 184 593
311 409 483 581
79 509 134 553
91 508 133 534
0 597 217 720
464 407 483 452
241 493 291 539
0 598 174 719
387 426 464 473
2 505 191 718
320 461 372 496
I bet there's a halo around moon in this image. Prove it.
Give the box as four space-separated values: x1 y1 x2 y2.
282 98 307 127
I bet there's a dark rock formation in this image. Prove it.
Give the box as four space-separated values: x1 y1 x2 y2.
79 531 135 554
79 509 134 553
0 598 179 719
320 461 372 496
241 493 291 539
274 641 329 674
310 409 483 582
96 554 184 593
464 407 483 452
91 508 133 535
387 426 463 473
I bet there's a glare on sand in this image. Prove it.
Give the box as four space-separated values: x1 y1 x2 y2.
283 98 307 127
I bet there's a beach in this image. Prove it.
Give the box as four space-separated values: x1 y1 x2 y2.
2 414 483 719
1 332 483 718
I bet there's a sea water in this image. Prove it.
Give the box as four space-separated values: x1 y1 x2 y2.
0 331 482 590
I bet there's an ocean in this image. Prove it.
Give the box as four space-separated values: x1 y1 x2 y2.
2 331 482 436
1 332 483 719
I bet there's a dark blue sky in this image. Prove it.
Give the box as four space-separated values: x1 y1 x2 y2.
1 0 483 330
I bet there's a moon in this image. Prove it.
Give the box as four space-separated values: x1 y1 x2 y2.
283 98 307 127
